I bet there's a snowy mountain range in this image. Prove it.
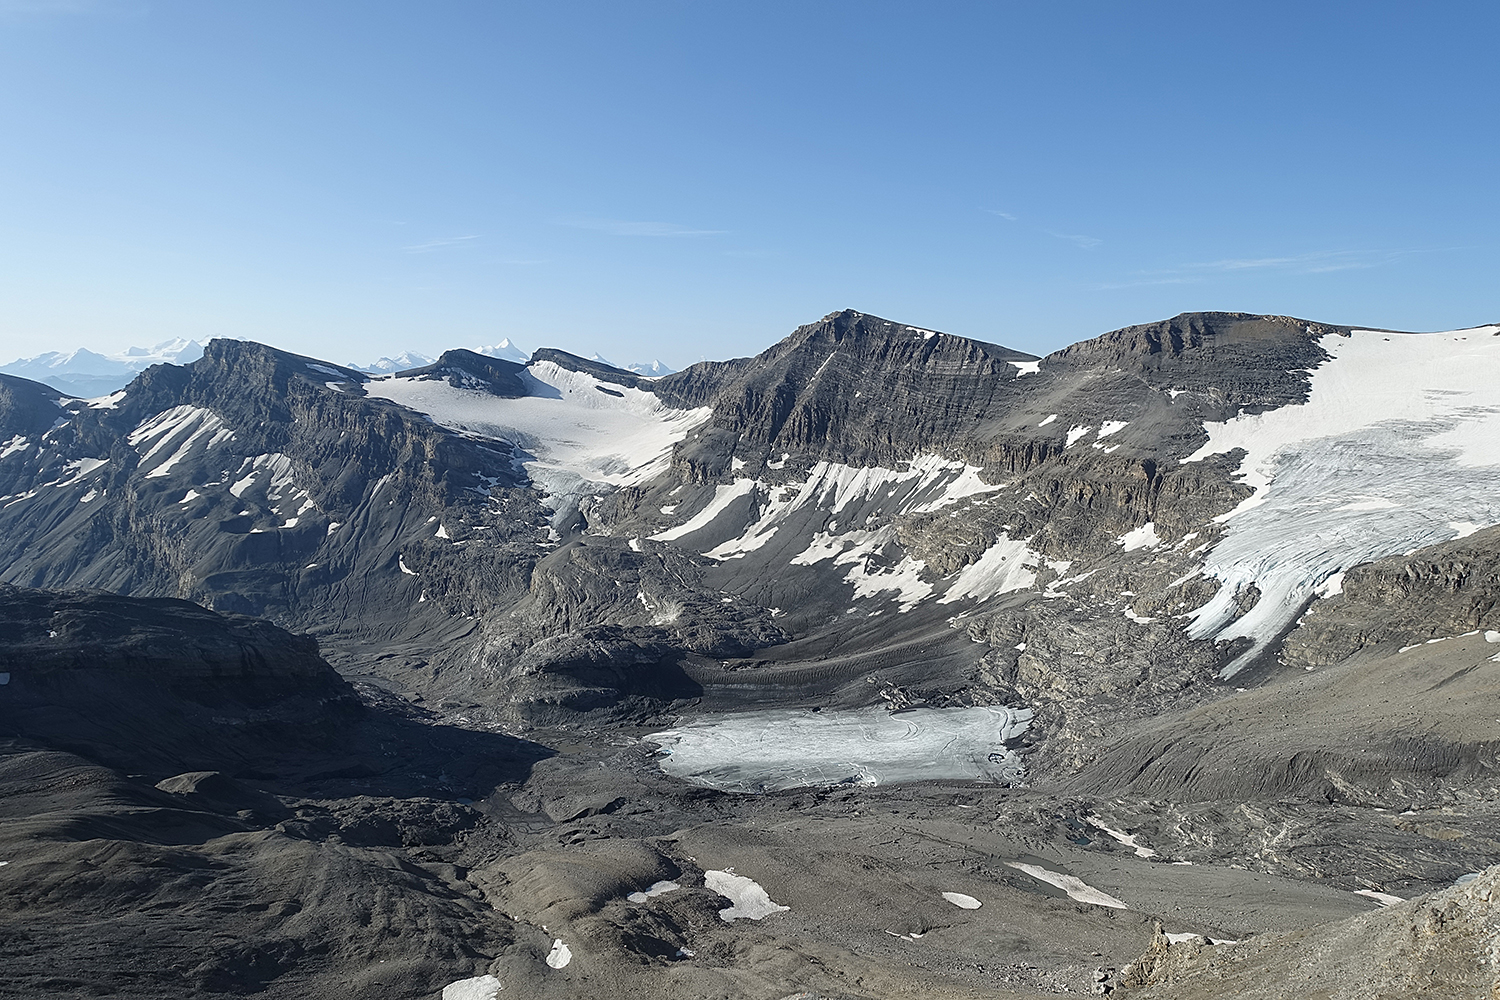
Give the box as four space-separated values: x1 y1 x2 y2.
2 309 1497 999
0 338 204 397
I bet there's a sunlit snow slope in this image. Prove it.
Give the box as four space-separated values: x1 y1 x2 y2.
366 361 711 521
1182 326 1500 675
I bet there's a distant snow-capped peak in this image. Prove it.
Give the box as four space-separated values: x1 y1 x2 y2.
1 339 205 397
348 351 436 374
473 339 528 363
625 359 676 377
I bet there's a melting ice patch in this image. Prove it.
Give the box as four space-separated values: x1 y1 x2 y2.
1181 327 1500 677
647 705 1032 793
1006 863 1128 909
626 880 680 903
442 975 502 1000
704 870 789 921
544 939 572 969
942 892 982 909
790 526 932 612
367 361 711 521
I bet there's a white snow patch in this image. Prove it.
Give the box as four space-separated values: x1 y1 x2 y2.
230 453 294 498
791 526 933 611
698 455 1004 564
129 406 236 478
704 870 789 922
1011 360 1041 377
79 489 98 503
1086 819 1158 859
1180 326 1500 676
1123 608 1155 625
1065 425 1092 447
942 892 982 909
1097 420 1129 438
86 390 127 409
651 479 757 542
648 704 1032 792
1006 863 1128 909
435 523 450 539
305 363 347 379
627 880 681 903
766 452 789 469
1449 521 1481 539
442 975 502 1000
1485 631 1500 643
1119 522 1161 552
179 489 201 504
1354 889 1405 906
731 456 747 471
939 534 1040 604
0 435 30 459
1038 414 1058 427
544 939 572 969
398 555 418 576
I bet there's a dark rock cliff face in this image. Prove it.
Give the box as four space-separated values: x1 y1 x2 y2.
655 309 1042 472
0 372 70 442
0 340 550 639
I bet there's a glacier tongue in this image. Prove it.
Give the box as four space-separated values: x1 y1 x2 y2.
1182 326 1500 675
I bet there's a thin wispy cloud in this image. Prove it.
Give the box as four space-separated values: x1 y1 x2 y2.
1047 231 1102 249
1095 276 1198 290
556 217 726 237
1180 250 1386 273
1097 246 1458 291
402 235 481 253
984 209 1099 248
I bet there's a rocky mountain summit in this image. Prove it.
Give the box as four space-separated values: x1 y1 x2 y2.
2 308 1498 998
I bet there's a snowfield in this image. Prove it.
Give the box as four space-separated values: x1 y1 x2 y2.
1182 326 1500 675
367 361 712 517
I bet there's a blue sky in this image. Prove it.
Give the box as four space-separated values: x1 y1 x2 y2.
1 1 1496 368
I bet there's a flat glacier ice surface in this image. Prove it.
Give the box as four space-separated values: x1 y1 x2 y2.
647 705 1032 793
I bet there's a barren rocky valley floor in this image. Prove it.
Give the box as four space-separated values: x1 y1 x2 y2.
2 310 1498 999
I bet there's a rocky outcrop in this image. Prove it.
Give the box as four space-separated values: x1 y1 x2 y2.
1119 865 1500 999
1283 525 1500 668
0 584 359 770
395 349 529 397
